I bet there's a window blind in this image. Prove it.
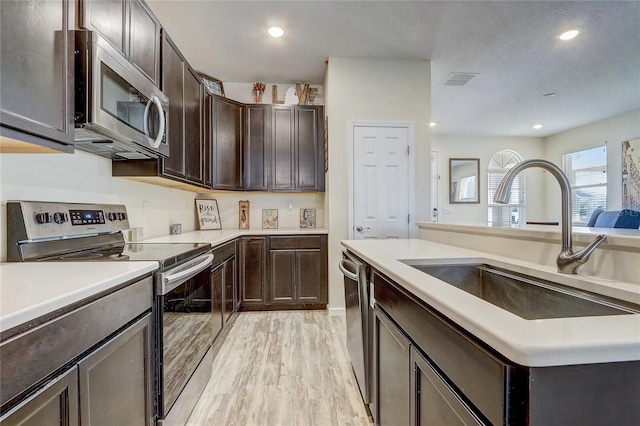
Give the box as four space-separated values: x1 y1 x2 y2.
562 146 607 225
488 171 525 227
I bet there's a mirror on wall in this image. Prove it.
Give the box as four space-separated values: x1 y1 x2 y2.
449 158 480 204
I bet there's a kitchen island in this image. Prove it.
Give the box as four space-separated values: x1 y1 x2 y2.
342 238 640 425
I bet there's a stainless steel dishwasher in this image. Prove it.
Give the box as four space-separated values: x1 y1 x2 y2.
339 250 371 410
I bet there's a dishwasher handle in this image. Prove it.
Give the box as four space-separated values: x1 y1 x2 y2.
339 258 360 281
159 253 214 295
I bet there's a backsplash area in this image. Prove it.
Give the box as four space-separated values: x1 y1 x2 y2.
0 150 325 261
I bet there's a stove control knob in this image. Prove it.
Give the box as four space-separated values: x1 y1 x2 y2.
35 212 52 224
53 212 68 224
117 212 127 221
107 212 117 221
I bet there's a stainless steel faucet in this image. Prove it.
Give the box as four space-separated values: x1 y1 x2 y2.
493 159 607 274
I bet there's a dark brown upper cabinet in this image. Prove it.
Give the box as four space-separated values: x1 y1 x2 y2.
211 95 244 190
244 104 271 191
0 0 75 153
79 0 160 86
245 104 325 192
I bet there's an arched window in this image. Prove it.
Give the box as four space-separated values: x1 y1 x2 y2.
488 150 524 226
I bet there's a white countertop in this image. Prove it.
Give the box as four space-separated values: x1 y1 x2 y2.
0 261 158 333
143 228 328 246
341 238 640 367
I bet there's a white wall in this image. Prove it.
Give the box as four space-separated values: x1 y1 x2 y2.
326 57 431 310
431 135 545 223
543 109 640 221
0 150 324 261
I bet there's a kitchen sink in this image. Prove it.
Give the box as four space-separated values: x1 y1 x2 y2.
400 260 638 320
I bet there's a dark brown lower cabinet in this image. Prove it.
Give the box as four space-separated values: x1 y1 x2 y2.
211 265 224 339
77 315 153 426
0 314 153 426
267 235 328 308
223 256 236 324
0 367 78 426
373 269 640 426
374 307 410 426
239 237 267 307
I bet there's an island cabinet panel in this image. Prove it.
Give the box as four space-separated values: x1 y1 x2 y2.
211 95 244 190
371 268 640 426
244 104 271 191
239 237 267 306
211 264 224 340
0 0 75 153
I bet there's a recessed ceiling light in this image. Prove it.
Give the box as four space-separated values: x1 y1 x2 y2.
429 122 437 127
533 124 544 130
558 27 582 41
268 27 284 38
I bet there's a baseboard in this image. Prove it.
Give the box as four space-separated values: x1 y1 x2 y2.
328 306 346 316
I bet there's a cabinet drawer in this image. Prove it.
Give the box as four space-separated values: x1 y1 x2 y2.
269 235 322 250
374 271 507 426
212 240 236 265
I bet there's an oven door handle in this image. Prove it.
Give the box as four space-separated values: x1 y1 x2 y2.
160 253 214 295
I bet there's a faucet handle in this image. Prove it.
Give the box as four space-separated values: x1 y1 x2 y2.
558 234 607 274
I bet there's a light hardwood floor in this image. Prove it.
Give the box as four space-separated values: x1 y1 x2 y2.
186 311 373 426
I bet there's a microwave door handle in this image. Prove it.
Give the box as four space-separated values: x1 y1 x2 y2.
151 95 165 149
143 98 153 137
161 253 214 294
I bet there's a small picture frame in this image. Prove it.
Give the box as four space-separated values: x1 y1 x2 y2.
199 71 225 97
195 199 222 230
239 200 250 230
300 208 316 229
262 209 278 229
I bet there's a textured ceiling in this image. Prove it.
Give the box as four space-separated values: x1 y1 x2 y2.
146 0 640 138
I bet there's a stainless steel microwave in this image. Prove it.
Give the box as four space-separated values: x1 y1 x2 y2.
74 30 169 159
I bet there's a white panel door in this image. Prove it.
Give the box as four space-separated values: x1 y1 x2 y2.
353 125 410 239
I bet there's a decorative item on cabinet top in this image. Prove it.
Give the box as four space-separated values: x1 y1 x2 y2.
196 199 222 230
252 82 266 103
239 200 250 230
199 71 225 97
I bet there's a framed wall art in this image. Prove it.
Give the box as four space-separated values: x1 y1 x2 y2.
199 71 225 97
622 139 640 210
262 209 278 229
300 208 316 229
239 200 250 230
195 199 222 230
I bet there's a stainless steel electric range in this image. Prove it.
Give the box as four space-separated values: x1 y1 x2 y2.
7 201 215 426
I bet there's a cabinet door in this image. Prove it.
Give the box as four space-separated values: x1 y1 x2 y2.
184 67 203 184
374 308 410 426
78 314 153 426
0 0 74 150
244 105 271 190
211 95 243 190
202 92 213 188
211 265 224 340
271 106 295 190
295 106 324 191
296 249 328 304
270 250 296 303
223 257 236 324
410 346 483 426
239 237 267 305
160 31 185 179
80 0 125 54
128 0 160 85
0 367 78 426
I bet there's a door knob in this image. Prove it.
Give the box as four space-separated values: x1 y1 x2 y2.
356 226 370 232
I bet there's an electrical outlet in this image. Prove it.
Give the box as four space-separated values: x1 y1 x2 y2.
143 201 149 217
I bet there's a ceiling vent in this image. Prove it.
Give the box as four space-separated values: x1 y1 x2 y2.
443 72 478 86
